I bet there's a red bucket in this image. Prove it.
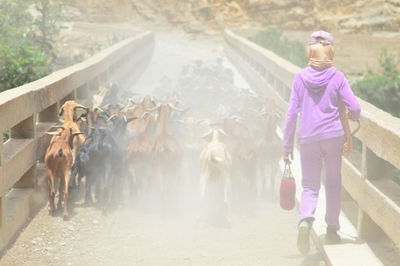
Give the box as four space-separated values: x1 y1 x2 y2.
280 163 296 210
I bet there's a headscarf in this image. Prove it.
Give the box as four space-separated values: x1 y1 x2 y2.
307 30 335 69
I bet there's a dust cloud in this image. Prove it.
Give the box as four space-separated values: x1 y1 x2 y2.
0 31 323 266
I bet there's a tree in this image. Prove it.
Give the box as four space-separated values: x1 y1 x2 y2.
31 0 67 59
0 40 49 92
0 0 51 93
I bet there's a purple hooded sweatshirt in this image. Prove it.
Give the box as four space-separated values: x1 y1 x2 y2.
283 66 361 153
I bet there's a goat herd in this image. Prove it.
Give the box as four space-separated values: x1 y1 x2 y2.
44 59 282 225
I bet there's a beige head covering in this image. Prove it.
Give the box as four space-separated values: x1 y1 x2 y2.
308 30 335 69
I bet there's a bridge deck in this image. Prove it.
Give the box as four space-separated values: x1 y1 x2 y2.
0 31 325 266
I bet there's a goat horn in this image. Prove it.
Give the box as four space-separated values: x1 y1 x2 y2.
145 103 161 112
51 125 65 129
94 106 105 113
102 103 111 110
129 98 141 105
75 104 89 110
168 103 185 112
210 122 223 126
140 112 151 119
107 114 116 121
45 132 61 136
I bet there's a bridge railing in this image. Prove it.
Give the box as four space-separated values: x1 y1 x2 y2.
224 29 400 247
0 31 154 250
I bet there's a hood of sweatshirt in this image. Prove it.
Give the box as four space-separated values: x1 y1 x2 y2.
299 66 337 94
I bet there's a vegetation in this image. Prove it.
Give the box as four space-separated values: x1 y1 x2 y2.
0 41 50 92
352 49 400 118
248 28 308 68
351 49 400 184
0 0 67 93
31 0 66 59
0 0 66 141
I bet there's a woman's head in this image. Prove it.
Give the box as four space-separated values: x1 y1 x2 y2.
308 30 335 69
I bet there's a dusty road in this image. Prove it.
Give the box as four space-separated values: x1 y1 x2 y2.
0 195 324 266
0 31 324 266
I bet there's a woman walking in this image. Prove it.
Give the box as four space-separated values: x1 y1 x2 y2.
282 30 361 255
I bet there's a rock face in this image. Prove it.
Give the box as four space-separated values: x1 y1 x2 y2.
65 0 400 32
247 0 400 32
69 0 137 23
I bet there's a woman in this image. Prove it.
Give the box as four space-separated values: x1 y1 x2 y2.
282 30 361 255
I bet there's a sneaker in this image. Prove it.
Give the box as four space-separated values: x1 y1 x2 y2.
297 220 311 255
325 227 341 244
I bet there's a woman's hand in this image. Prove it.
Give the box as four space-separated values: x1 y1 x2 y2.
342 136 353 157
283 151 293 164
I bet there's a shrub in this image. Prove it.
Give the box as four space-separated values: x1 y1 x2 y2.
0 0 67 93
352 49 400 117
248 28 308 68
0 41 49 92
3 130 9 143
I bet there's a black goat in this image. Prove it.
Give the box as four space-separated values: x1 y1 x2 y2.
70 127 108 204
101 115 136 214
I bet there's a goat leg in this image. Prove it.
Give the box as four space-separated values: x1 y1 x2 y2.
102 164 112 215
57 178 64 211
63 170 71 220
47 170 56 215
84 174 93 206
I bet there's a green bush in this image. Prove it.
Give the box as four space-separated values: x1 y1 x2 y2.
3 130 9 143
352 49 400 118
0 0 67 93
249 28 308 68
352 49 400 184
0 41 49 92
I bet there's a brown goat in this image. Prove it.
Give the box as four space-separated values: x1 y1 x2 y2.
45 127 83 219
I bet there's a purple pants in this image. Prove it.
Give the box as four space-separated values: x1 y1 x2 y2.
299 136 345 230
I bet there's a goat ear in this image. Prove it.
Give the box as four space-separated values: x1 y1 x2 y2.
101 103 111 111
58 104 65 117
202 130 213 142
69 132 84 149
126 117 137 123
218 129 228 138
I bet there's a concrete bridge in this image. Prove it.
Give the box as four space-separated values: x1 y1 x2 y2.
0 29 398 266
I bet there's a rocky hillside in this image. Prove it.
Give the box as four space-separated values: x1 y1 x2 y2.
68 0 137 23
65 0 400 33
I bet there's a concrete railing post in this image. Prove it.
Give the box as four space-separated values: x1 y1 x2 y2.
0 139 3 166
0 140 3 227
10 116 35 139
0 196 4 227
357 144 383 239
76 84 89 101
11 115 36 189
14 165 36 189
38 103 59 123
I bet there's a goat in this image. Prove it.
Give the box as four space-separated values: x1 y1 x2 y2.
45 127 83 219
